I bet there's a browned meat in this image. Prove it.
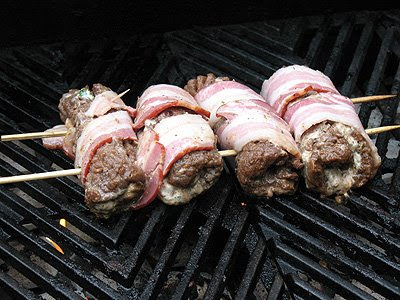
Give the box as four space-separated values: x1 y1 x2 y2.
63 84 112 156
92 83 111 95
236 141 303 197
151 107 193 124
167 149 223 187
58 86 93 123
85 139 146 218
299 121 376 196
184 73 230 96
146 107 223 205
58 83 147 218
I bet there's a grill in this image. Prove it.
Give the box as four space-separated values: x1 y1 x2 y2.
0 9 400 300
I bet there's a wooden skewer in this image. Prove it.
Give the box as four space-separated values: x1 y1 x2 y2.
0 93 396 142
1 130 68 142
1 124 399 185
365 124 400 135
0 89 130 142
351 94 397 103
0 168 81 185
0 149 238 184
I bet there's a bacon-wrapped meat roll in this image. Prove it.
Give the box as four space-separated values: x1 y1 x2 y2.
185 75 303 197
261 65 381 197
43 84 148 218
134 84 223 205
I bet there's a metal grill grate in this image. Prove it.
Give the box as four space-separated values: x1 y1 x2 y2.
0 9 399 300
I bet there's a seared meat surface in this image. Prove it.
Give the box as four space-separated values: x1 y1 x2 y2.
58 86 93 124
184 73 230 97
59 83 146 218
300 121 376 196
148 107 223 205
236 141 303 197
85 139 146 218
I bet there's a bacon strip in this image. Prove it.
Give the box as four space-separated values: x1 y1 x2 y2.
284 92 380 166
153 114 216 175
85 90 136 118
133 127 165 210
260 65 339 117
194 81 264 127
42 124 75 159
216 100 300 158
42 125 67 150
134 84 210 130
75 111 137 183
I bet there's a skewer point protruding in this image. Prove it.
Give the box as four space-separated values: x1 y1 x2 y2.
351 94 397 104
365 124 400 135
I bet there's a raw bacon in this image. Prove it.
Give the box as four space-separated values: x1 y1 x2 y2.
42 125 67 150
216 100 300 158
194 81 264 127
190 78 303 198
153 114 216 175
261 65 339 116
75 110 137 183
134 84 210 130
85 90 136 118
284 92 380 166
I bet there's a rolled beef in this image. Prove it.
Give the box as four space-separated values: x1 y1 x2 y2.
135 85 223 205
47 84 147 218
260 65 381 197
190 76 303 197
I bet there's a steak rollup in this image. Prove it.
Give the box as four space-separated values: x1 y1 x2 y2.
187 77 303 197
43 84 149 218
135 84 223 205
261 65 381 197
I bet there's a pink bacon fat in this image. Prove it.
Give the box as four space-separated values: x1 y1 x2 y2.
216 99 301 159
134 84 210 130
85 90 136 118
42 125 67 150
260 65 340 117
152 113 216 176
133 127 165 210
42 124 75 159
194 81 265 127
75 110 137 184
285 92 381 166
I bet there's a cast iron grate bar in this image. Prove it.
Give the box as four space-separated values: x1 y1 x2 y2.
0 270 40 300
140 202 198 299
324 15 356 78
0 238 81 300
171 176 232 299
340 16 376 96
234 237 268 300
204 207 249 300
0 214 131 299
255 204 400 299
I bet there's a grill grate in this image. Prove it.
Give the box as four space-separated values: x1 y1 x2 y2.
167 9 400 299
0 9 399 300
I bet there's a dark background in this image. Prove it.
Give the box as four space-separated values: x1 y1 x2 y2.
1 1 399 46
